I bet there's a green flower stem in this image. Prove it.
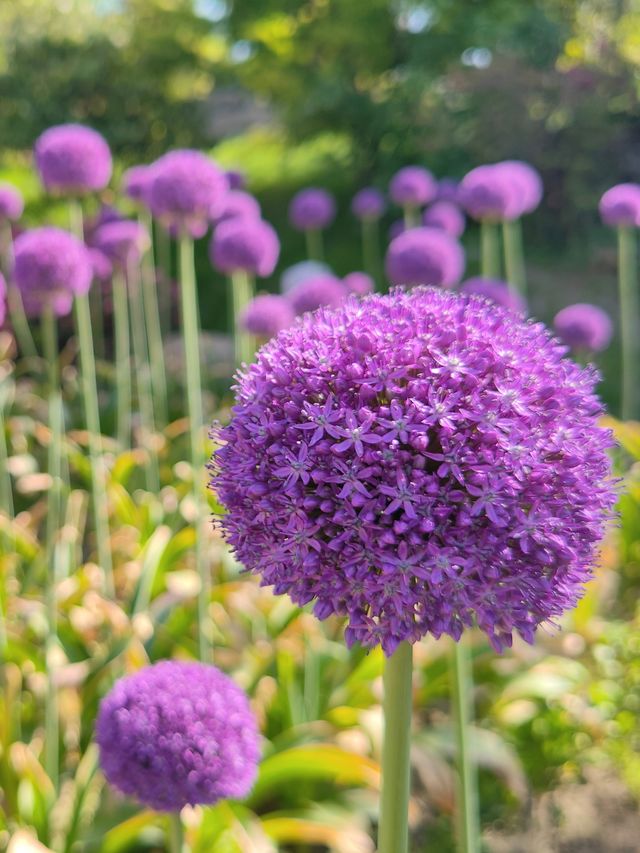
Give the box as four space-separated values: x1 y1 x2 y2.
617 226 640 421
178 235 211 663
155 223 173 334
140 211 168 428
169 812 184 853
502 218 527 299
480 219 501 279
0 373 14 526
230 270 255 367
378 641 413 853
362 218 382 290
89 276 106 361
305 228 324 262
74 292 114 597
403 206 420 229
452 635 481 853
1 222 37 359
112 270 132 449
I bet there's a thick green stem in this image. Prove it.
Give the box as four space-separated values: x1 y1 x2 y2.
452 636 481 853
140 211 168 427
403 206 420 229
378 641 413 853
480 219 501 279
362 218 382 290
230 270 255 367
618 226 639 421
168 812 184 853
305 229 324 262
112 271 132 448
178 235 211 663
502 218 527 299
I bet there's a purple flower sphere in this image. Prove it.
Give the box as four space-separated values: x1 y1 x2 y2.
93 221 150 270
13 227 92 316
240 294 295 338
289 188 336 231
343 271 375 296
388 219 406 241
122 165 153 204
461 163 542 221
599 183 640 228
385 227 465 289
88 248 113 282
225 169 246 191
148 150 228 237
497 161 543 215
280 260 332 294
215 191 261 225
351 188 386 221
0 183 24 221
389 166 437 209
96 661 260 812
211 288 615 655
437 178 460 203
34 124 112 195
210 218 280 277
461 277 527 314
287 274 346 315
423 201 466 238
0 272 6 326
554 303 613 353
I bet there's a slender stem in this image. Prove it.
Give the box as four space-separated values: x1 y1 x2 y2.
155 223 173 335
451 635 481 853
89 275 106 361
502 218 527 299
230 270 255 367
1 221 37 359
403 206 420 229
305 229 324 262
618 226 639 421
0 376 14 523
178 235 211 663
112 270 132 448
168 812 184 853
362 218 382 290
140 211 168 428
480 219 501 279
378 641 413 853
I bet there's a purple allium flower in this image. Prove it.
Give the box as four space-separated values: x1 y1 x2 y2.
0 272 6 326
497 161 543 216
240 294 295 338
599 183 640 228
13 227 92 317
88 248 113 282
210 218 280 277
343 271 375 296
423 201 466 238
280 260 333 294
34 124 112 195
212 287 615 655
0 183 24 221
215 191 261 225
225 169 246 191
287 274 346 315
437 178 460 203
93 220 150 269
85 204 124 247
351 188 386 221
460 162 542 221
148 150 228 237
554 303 613 353
385 227 465 289
461 277 527 314
388 219 406 241
96 660 260 812
122 165 153 204
389 166 437 209
289 188 336 231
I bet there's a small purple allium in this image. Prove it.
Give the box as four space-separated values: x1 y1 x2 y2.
423 201 466 238
389 166 437 209
461 162 542 221
214 191 261 225
122 165 153 204
388 219 406 241
437 178 460 203
148 150 228 237
0 183 24 221
13 227 92 317
96 660 260 812
343 271 375 296
461 277 527 314
88 248 113 282
225 169 246 191
351 188 386 221
554 303 613 353
93 220 150 270
0 272 6 326
34 124 112 195
289 188 336 231
280 260 333 294
385 227 465 289
210 218 280 277
599 183 640 228
211 287 615 655
498 161 543 216
287 274 346 315
240 294 295 338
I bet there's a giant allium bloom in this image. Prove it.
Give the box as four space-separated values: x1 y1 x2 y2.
240 294 295 338
385 227 465 289
599 183 640 228
212 287 615 655
13 227 92 317
423 201 466 238
287 274 346 315
93 220 150 269
210 218 280 277
148 150 228 237
461 277 527 314
214 190 261 225
389 167 437 208
289 188 336 231
96 661 260 812
34 124 112 194
0 183 24 221
554 303 613 353
122 165 153 204
351 188 386 221
0 272 6 326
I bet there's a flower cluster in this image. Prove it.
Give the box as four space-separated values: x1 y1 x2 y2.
554 303 613 353
460 161 542 221
423 201 465 238
351 187 386 221
34 124 112 194
343 271 375 296
461 277 527 314
389 166 437 208
240 294 295 338
385 227 465 288
0 183 24 221
93 220 150 270
599 183 640 228
215 190 261 225
288 273 346 314
289 188 336 231
210 217 280 277
122 166 153 204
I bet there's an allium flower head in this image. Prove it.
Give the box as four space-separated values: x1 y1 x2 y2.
13 227 92 317
385 227 465 289
34 124 112 195
498 161 543 215
210 218 280 277
93 220 150 270
96 660 260 812
225 169 246 191
148 150 228 237
0 183 24 221
88 248 113 282
215 191 261 225
0 272 6 326
389 166 437 208
240 294 295 338
351 188 386 221
599 183 640 228
461 162 542 221
212 287 615 655
437 178 460 203
461 277 527 314
122 165 153 204
288 274 346 315
554 303 613 353
280 260 333 294
388 219 406 241
343 271 375 296
289 188 336 231
423 201 466 238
